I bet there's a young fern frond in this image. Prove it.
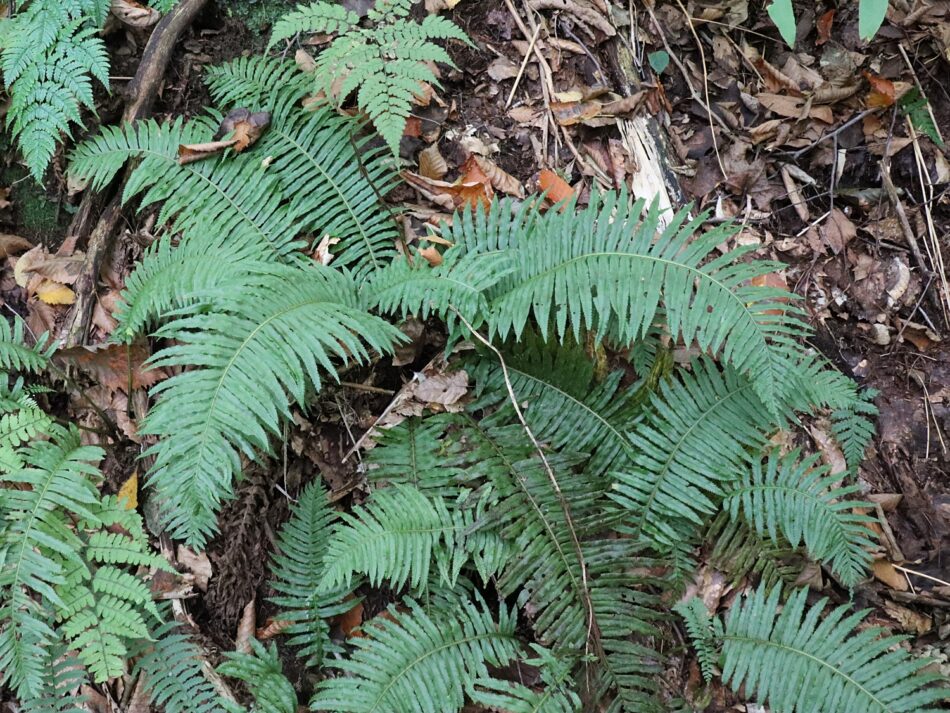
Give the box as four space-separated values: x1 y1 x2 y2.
676 585 947 713
218 639 297 713
133 620 230 713
142 265 402 546
723 450 876 587
609 358 771 552
269 1 470 155
831 387 878 473
268 480 354 666
311 596 521 713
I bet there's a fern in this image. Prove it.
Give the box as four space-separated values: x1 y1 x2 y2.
831 387 878 473
269 0 471 155
133 619 231 713
219 639 298 713
722 450 876 587
0 1 110 180
371 193 809 412
472 646 581 713
609 358 771 552
142 264 401 545
311 595 521 713
268 480 354 666
0 318 53 373
707 512 805 590
677 584 947 712
17 644 87 713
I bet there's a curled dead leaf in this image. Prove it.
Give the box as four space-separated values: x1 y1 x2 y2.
419 245 443 267
470 155 524 198
110 0 160 28
179 109 271 165
235 598 256 654
418 143 449 180
538 169 575 206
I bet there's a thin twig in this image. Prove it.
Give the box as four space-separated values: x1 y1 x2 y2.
893 564 950 589
782 109 875 160
505 24 541 109
450 307 604 666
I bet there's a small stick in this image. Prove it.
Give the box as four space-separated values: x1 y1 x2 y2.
505 24 541 109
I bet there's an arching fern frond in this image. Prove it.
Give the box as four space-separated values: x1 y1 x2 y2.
831 387 878 474
722 450 876 588
311 596 521 713
142 265 402 546
707 511 804 591
19 644 87 713
268 480 354 667
609 358 770 552
676 584 947 713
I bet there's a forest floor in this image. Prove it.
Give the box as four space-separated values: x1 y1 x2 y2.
1 0 949 709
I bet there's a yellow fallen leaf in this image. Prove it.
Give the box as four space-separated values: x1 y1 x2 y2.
117 470 138 510
871 558 909 591
36 280 76 305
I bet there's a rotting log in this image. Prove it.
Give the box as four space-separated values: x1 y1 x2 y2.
60 0 210 348
605 36 688 228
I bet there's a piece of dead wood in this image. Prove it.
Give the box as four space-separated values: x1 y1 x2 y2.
60 0 210 348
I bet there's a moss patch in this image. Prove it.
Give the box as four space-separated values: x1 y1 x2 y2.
223 0 298 32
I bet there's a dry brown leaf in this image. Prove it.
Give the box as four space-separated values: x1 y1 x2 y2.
820 208 857 255
754 57 802 95
110 0 160 27
508 105 544 126
472 155 524 198
418 143 449 180
334 597 364 639
551 100 602 126
177 546 213 591
235 598 256 654
55 341 166 392
882 600 932 635
179 109 270 164
14 245 84 287
486 56 521 82
863 71 896 108
809 422 848 476
538 169 575 205
0 187 10 211
35 280 75 305
0 234 32 258
419 245 443 267
780 166 810 223
872 558 909 591
413 369 468 408
256 618 293 641
868 493 903 511
312 235 340 266
295 48 316 73
816 9 835 45
757 93 833 122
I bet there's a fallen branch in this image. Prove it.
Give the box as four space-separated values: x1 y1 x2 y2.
60 0 210 348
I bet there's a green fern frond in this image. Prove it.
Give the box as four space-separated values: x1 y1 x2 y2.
18 644 87 713
0 425 103 696
609 358 770 551
270 1 471 155
467 332 650 477
133 619 231 713
142 265 401 545
831 387 878 473
677 584 947 712
0 318 53 373
472 645 581 713
364 414 467 494
722 450 876 587
218 639 297 713
311 596 521 713
268 480 354 666
268 1 360 47
1 2 109 180
707 511 804 590
0 407 53 454
320 483 462 592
